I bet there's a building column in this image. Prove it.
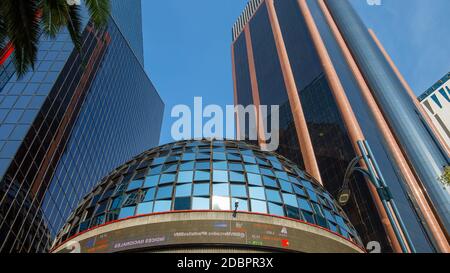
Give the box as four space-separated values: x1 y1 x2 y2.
244 26 268 148
296 0 404 252
231 45 241 139
265 0 323 184
324 0 450 236
368 29 450 158
318 0 449 253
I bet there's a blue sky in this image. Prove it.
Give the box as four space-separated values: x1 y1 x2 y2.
142 0 450 145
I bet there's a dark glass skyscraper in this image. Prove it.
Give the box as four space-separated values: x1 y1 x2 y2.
0 1 164 253
232 0 450 253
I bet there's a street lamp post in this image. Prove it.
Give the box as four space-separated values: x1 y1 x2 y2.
338 140 417 253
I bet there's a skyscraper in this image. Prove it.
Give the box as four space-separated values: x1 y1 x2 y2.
0 0 164 253
232 0 450 253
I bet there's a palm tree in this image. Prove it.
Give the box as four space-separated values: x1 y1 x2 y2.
0 0 110 77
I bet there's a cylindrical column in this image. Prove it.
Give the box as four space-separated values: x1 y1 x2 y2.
317 0 449 252
265 0 323 184
296 0 403 252
368 29 450 158
324 0 450 234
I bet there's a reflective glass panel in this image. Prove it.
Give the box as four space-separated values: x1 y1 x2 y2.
212 196 230 210
153 200 172 212
136 202 153 215
250 199 267 213
192 197 210 210
213 183 229 196
213 170 228 182
156 186 173 200
118 206 135 219
230 185 248 198
193 183 210 196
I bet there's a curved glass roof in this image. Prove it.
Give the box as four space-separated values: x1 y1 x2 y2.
55 139 362 247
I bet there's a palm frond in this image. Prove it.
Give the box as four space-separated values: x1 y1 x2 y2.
40 0 68 38
0 16 6 49
65 5 83 52
3 0 40 76
84 0 111 27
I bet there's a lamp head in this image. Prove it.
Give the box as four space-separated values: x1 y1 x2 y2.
337 188 351 206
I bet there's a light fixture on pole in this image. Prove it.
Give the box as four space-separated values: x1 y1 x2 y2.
337 140 416 253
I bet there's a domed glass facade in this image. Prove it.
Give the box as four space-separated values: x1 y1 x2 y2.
55 140 362 246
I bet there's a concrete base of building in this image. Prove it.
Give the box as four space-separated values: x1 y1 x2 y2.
52 211 364 253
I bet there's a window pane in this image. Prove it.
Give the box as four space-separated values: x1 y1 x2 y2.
193 183 210 196
243 156 256 164
266 189 282 203
247 173 262 185
245 164 260 174
230 185 247 198
110 196 123 210
293 185 306 196
263 176 278 188
227 153 241 161
213 183 229 196
196 161 210 170
152 157 166 165
159 174 176 184
123 192 139 206
192 197 210 210
153 200 172 212
302 211 316 224
136 202 153 215
230 171 245 183
174 197 191 211
275 171 289 180
162 164 177 173
249 187 265 200
118 206 135 219
144 188 156 202
127 179 143 192
286 205 301 220
268 203 285 217
148 165 163 175
194 171 210 181
179 161 195 171
279 180 293 193
282 193 298 207
182 153 195 161
213 170 228 182
213 161 227 170
213 152 226 160
324 209 336 223
175 184 192 197
302 180 314 190
250 200 267 214
298 197 313 212
212 196 230 210
156 186 173 200
260 168 275 177
229 163 244 171
307 189 318 202
232 198 249 211
144 175 159 188
177 171 194 183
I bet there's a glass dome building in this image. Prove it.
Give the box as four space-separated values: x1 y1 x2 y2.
51 140 364 253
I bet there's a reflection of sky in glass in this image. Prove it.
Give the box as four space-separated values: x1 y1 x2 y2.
212 196 231 211
58 140 361 247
